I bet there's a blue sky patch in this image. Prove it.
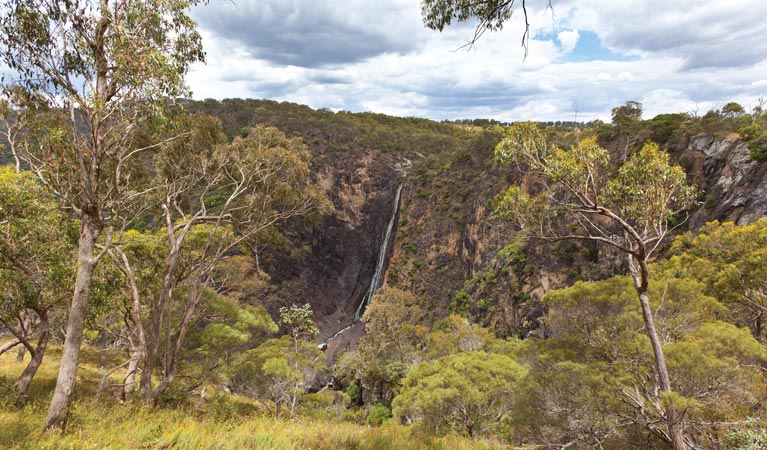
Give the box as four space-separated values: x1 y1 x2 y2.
553 30 640 63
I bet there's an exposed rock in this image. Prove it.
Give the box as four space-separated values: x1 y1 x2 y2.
678 136 767 227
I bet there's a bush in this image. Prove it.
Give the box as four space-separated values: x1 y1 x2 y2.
345 379 363 407
366 402 393 426
0 376 15 408
748 134 767 162
155 380 192 408
739 124 762 141
299 390 346 420
721 428 767 450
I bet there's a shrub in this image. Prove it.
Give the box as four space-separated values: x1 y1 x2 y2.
739 123 762 141
366 402 393 426
155 379 191 408
748 134 767 162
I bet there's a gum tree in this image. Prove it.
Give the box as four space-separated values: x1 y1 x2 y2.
493 123 698 449
0 0 205 430
108 121 331 402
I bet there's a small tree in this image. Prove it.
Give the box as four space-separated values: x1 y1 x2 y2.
231 304 324 417
279 303 320 417
528 275 765 448
612 100 644 126
339 287 428 405
393 351 525 438
105 120 330 402
493 122 698 449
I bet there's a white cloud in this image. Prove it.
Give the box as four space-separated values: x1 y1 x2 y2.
186 0 767 122
557 30 580 54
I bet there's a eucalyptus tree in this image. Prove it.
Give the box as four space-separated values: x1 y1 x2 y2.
0 0 205 430
525 275 765 449
493 123 698 449
106 121 331 402
393 351 526 438
231 304 325 418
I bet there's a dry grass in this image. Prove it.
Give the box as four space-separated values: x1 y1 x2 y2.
0 341 512 450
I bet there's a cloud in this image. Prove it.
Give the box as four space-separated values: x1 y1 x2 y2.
190 0 424 68
187 0 767 122
557 30 580 54
555 0 767 69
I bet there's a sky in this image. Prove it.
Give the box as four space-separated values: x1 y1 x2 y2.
184 0 767 122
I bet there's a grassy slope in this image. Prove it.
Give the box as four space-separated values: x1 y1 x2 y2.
0 343 511 450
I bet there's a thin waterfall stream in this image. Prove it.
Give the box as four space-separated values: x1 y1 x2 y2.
320 185 403 349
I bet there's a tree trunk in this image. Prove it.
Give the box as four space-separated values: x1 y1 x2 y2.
45 213 100 431
14 309 50 397
632 263 687 450
123 349 141 399
16 311 31 362
140 334 158 402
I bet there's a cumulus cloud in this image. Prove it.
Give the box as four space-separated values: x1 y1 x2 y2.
186 0 767 121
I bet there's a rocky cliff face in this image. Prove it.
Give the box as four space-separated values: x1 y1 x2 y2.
678 136 767 227
187 100 767 342
256 152 400 340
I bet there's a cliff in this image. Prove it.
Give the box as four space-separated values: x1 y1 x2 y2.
187 100 767 341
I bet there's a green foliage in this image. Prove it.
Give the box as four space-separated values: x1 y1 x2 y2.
393 351 525 438
739 123 762 141
345 379 363 407
155 379 193 408
611 101 643 127
231 335 326 417
338 288 428 404
605 141 698 224
494 125 697 245
722 102 746 118
747 134 767 161
0 166 74 391
645 113 687 144
1 0 204 99
366 402 393 427
421 0 514 33
206 393 262 421
722 427 767 450
527 273 767 447
280 303 319 339
427 315 495 358
665 218 767 340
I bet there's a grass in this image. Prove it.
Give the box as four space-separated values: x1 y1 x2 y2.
0 341 512 450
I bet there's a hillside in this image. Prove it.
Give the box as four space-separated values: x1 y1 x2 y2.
185 99 767 341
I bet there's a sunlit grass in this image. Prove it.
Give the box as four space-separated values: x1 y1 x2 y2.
0 341 512 449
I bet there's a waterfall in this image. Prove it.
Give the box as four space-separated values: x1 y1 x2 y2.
320 185 403 348
353 184 403 320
